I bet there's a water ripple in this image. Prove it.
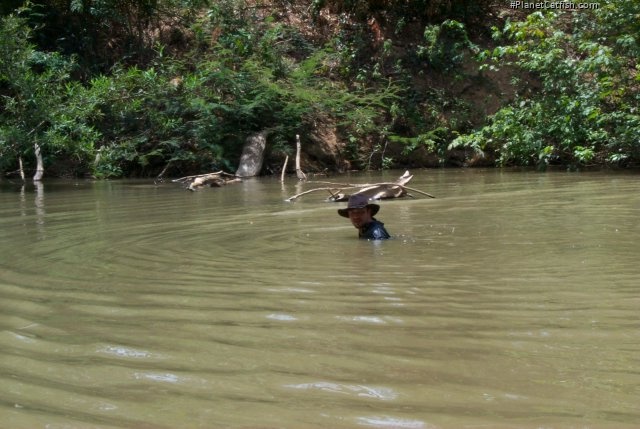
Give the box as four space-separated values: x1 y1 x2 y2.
1 174 639 428
284 382 399 401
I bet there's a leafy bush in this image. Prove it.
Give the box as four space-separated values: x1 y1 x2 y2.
0 13 101 178
452 6 640 168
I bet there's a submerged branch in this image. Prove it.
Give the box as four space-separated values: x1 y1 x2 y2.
285 187 349 202
173 171 241 191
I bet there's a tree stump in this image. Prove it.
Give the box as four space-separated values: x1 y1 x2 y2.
236 130 268 177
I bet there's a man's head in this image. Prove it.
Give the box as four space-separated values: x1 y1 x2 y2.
337 194 380 229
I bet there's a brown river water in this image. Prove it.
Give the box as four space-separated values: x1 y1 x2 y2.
0 169 638 429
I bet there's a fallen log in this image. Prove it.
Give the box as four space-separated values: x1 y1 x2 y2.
173 171 241 191
285 170 435 202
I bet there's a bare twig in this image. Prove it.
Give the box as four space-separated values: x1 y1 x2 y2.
155 162 171 184
280 155 288 183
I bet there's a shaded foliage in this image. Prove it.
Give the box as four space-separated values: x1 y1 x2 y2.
17 0 206 75
313 0 498 25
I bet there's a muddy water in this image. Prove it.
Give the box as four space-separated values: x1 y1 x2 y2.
1 169 638 428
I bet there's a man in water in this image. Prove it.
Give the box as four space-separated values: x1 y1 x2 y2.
338 194 390 240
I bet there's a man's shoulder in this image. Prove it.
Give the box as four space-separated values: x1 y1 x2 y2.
362 219 390 240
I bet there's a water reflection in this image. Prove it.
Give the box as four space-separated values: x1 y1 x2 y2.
0 170 639 428
14 181 47 240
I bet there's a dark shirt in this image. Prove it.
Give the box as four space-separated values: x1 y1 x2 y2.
359 219 390 240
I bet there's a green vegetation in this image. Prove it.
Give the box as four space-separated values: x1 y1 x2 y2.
0 13 101 178
451 0 640 169
1 0 638 179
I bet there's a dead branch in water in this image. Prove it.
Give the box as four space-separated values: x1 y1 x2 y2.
173 171 241 191
285 170 435 202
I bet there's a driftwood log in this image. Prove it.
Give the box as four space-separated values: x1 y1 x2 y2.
285 170 435 202
173 171 241 191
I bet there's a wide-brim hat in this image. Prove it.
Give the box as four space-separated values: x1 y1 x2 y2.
338 194 380 218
